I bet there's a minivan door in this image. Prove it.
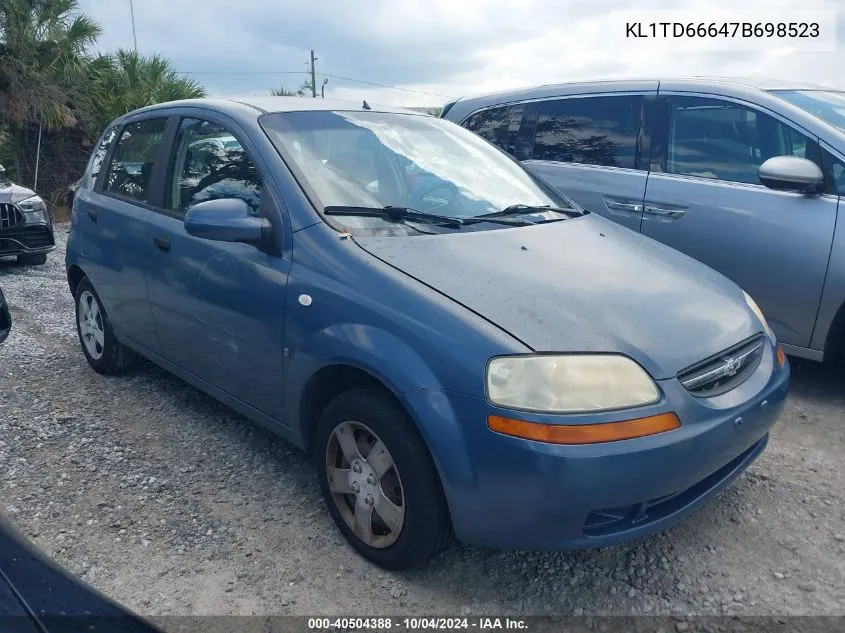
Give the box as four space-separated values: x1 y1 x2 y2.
144 116 291 419
517 89 657 231
640 94 837 349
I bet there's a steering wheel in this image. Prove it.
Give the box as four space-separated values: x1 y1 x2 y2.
408 179 459 213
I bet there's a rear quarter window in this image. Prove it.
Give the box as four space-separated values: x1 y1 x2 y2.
82 125 118 190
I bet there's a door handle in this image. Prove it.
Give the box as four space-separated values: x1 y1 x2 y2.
603 197 643 219
604 199 643 213
152 235 171 252
87 209 98 222
643 204 687 220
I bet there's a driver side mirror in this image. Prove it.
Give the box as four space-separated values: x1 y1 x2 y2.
184 198 271 245
758 156 824 194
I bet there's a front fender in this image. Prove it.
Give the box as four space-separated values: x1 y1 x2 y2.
284 323 443 440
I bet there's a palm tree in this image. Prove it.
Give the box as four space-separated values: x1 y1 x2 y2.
0 0 100 198
0 0 100 130
97 49 206 127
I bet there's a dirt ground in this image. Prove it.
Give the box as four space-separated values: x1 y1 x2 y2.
1 226 843 617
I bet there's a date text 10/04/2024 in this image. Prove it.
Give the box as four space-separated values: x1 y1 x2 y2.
307 618 528 631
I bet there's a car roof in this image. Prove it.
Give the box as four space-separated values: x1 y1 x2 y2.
441 76 839 124
455 76 832 103
124 96 425 122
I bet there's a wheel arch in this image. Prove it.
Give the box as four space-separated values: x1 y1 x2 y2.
823 299 845 363
67 264 87 297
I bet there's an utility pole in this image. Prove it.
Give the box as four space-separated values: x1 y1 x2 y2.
129 0 138 53
310 50 317 98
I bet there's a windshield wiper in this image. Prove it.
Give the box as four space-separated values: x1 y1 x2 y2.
324 206 534 229
477 204 583 219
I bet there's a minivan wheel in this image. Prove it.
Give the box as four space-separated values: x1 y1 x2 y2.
315 388 452 570
74 277 135 374
17 253 47 266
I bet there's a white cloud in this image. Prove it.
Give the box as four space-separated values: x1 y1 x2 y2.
78 0 842 107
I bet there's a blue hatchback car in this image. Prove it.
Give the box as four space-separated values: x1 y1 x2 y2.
66 98 789 569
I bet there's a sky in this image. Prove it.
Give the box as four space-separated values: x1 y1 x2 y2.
77 0 843 108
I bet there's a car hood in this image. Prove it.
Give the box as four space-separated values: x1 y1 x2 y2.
0 181 36 204
354 214 760 380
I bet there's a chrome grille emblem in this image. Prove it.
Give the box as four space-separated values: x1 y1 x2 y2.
678 335 765 397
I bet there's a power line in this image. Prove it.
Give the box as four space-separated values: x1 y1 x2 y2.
177 70 306 75
316 73 455 99
175 69 454 99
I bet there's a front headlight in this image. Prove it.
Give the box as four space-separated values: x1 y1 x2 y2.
17 195 48 224
486 354 661 413
743 291 775 342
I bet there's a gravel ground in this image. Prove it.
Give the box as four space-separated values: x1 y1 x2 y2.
1 225 843 617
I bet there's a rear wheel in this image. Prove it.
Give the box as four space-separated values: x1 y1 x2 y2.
315 388 452 569
74 277 135 374
17 253 47 266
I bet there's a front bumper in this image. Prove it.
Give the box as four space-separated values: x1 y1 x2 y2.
404 341 789 550
0 223 56 257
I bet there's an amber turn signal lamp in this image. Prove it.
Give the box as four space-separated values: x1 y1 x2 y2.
776 345 785 368
487 412 681 445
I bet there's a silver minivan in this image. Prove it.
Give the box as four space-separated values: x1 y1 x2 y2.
442 78 845 362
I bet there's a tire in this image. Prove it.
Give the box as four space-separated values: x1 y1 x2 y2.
17 253 47 266
74 277 135 374
315 388 452 570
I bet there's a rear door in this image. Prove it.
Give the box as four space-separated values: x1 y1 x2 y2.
74 116 169 352
515 90 656 231
641 94 837 349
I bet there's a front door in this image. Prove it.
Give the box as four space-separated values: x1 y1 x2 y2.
641 94 838 349
144 116 291 418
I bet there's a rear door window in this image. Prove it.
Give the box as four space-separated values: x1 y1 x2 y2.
462 104 528 159
532 95 643 169
103 118 168 202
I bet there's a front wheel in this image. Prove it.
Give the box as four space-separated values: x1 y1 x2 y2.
74 277 135 374
315 388 452 569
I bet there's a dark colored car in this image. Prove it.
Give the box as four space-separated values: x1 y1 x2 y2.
0 164 56 265
0 294 159 631
67 97 788 570
0 514 161 632
0 285 10 343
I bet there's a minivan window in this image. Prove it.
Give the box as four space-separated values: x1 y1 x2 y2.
772 90 845 132
169 118 262 216
462 104 528 159
532 95 642 169
664 97 815 185
261 110 565 235
103 118 167 202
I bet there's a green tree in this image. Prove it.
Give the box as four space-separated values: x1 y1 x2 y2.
97 49 206 128
268 78 312 97
270 85 306 97
0 0 100 130
0 0 101 193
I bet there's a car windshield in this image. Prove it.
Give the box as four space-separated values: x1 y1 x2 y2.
771 90 845 131
260 110 571 236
